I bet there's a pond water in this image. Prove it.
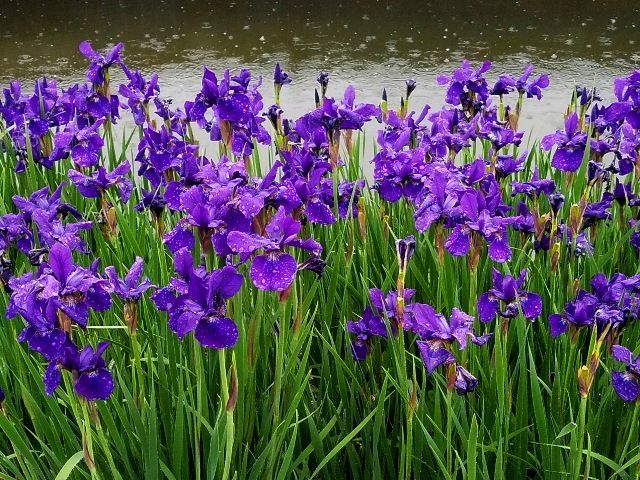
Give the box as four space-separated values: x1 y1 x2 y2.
1 0 639 139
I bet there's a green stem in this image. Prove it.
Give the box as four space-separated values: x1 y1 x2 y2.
193 337 203 480
446 388 453 475
81 402 100 480
267 300 288 476
131 331 144 406
219 349 235 480
572 395 588 480
272 302 286 429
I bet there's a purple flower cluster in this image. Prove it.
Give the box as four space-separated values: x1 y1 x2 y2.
348 238 491 395
3 41 640 410
549 273 640 339
348 288 491 395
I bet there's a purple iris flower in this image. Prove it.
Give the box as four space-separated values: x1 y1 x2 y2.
478 268 542 323
0 213 33 255
336 86 379 130
13 295 68 362
273 63 291 105
45 340 115 401
119 67 160 125
274 63 292 87
317 71 330 97
549 273 636 337
152 248 242 348
135 189 167 217
135 125 198 188
105 257 154 302
437 60 492 114
414 170 460 233
513 64 550 100
427 107 478 157
613 70 640 128
610 345 640 402
452 365 479 395
582 193 613 229
227 206 322 291
105 257 155 334
370 288 416 328
412 304 491 350
575 86 602 107
78 41 124 86
373 147 429 203
511 201 535 234
494 151 526 180
480 120 523 152
332 180 365 219
541 113 588 172
32 210 93 254
490 65 548 99
412 304 490 395
12 183 81 224
18 242 111 328
619 122 640 173
53 119 105 168
68 162 133 203
347 307 388 361
445 189 518 263
346 288 415 361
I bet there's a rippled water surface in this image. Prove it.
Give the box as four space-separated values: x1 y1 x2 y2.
1 0 639 137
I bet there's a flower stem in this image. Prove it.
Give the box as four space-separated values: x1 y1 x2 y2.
131 330 144 406
572 395 588 480
446 388 453 474
219 349 235 480
193 337 203 480
81 401 100 480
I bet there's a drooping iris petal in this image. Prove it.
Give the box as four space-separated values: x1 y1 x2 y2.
611 370 640 402
194 316 239 349
74 368 115 401
249 253 297 291
169 310 200 339
23 328 67 361
87 286 113 312
60 303 90 328
211 266 244 299
217 94 252 123
152 286 177 311
611 345 634 364
350 340 369 362
487 235 512 263
43 362 62 396
520 292 542 320
551 148 584 172
477 293 498 323
227 231 277 254
416 341 455 374
71 143 100 168
306 198 336 225
549 314 568 337
164 226 195 254
445 225 471 257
